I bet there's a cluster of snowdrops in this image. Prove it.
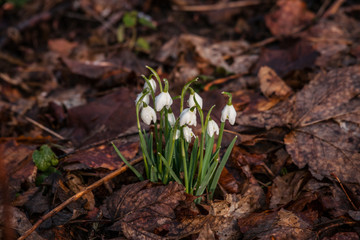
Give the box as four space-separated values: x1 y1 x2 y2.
113 67 237 201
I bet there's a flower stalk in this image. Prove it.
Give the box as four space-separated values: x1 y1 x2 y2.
113 68 237 202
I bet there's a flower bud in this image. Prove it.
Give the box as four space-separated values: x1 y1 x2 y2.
187 92 203 109
141 105 157 125
207 120 219 137
155 92 173 111
183 126 194 143
179 108 197 126
221 104 236 125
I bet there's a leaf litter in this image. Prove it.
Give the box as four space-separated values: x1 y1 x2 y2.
1 0 360 239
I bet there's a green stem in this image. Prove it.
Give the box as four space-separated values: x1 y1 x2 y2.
181 135 189 193
180 77 198 112
146 66 163 92
215 122 225 161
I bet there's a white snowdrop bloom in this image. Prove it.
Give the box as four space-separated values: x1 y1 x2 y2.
183 126 194 143
187 92 203 109
135 92 149 108
175 129 180 140
179 108 197 126
144 78 156 92
207 120 219 137
140 105 157 125
167 112 176 127
221 104 236 125
155 92 173 111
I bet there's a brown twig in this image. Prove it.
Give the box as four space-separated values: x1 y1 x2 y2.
18 156 143 240
203 74 242 92
25 116 65 140
173 0 262 12
322 0 346 18
331 173 358 211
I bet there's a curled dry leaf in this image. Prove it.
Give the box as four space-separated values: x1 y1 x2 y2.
238 66 360 184
258 66 292 100
270 170 311 209
210 183 265 219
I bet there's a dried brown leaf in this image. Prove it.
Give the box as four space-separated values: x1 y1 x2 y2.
101 181 186 239
238 209 314 240
238 66 360 184
258 66 292 100
270 170 311 209
62 141 139 171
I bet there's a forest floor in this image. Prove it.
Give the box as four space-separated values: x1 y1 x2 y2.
1 0 360 239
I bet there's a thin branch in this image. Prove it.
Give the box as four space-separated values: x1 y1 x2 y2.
25 116 65 140
173 0 262 12
18 156 143 240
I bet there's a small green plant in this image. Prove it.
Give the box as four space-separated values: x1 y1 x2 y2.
113 67 237 201
117 11 156 52
32 145 59 185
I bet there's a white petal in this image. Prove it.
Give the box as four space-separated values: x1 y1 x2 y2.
155 92 173 111
180 108 197 126
188 93 203 109
221 104 236 125
183 126 194 142
141 106 157 125
144 78 156 92
167 112 176 127
207 120 219 137
175 129 180 140
135 93 149 108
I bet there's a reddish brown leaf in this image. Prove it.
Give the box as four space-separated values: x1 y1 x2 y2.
0 140 37 197
269 170 311 209
48 39 78 57
265 0 315 37
238 66 360 184
238 209 314 240
65 87 138 146
101 181 186 239
62 141 139 171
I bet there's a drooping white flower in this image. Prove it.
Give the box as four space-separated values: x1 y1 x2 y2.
221 104 236 125
175 129 180 140
167 112 176 127
187 92 203 109
179 108 197 126
144 78 156 92
140 105 157 125
135 92 149 108
155 92 173 111
183 126 194 143
207 120 219 137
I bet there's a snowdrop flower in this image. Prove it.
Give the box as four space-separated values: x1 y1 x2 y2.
144 78 156 92
175 129 180 140
141 105 157 125
179 108 197 126
155 91 173 111
221 104 236 125
183 126 194 143
167 111 176 127
135 92 149 108
187 92 203 109
207 120 219 137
